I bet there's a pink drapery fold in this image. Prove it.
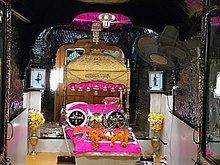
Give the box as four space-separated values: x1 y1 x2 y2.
67 81 126 90
66 103 122 114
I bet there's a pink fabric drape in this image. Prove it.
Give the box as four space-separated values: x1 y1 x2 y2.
67 103 122 114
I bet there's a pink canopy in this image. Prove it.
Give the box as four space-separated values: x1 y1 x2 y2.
68 12 132 30
73 12 131 23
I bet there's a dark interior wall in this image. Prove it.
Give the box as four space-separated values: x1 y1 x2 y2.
173 50 199 127
0 4 24 153
135 66 150 136
9 25 24 121
0 2 6 155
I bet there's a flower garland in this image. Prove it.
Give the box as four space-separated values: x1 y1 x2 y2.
88 130 107 150
88 129 132 150
29 111 45 129
148 113 164 132
109 130 131 147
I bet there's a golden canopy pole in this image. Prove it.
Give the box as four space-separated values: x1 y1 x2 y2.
119 90 123 108
125 90 130 121
125 59 130 123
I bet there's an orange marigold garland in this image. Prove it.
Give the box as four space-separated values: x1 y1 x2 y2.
88 129 132 150
88 130 107 150
111 131 132 147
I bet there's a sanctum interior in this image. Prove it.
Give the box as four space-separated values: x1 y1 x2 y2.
1 0 220 165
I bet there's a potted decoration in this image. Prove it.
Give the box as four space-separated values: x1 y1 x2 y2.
148 112 164 162
28 110 45 156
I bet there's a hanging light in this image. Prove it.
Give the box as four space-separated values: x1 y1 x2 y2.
91 22 102 44
98 13 116 28
78 86 83 92
94 91 98 95
93 85 100 91
71 86 75 91
118 87 122 92
111 87 115 92
86 87 91 92
103 86 108 91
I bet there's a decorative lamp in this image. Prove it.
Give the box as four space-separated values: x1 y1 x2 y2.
91 22 102 44
98 13 116 28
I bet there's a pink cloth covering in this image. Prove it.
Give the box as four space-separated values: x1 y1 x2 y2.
206 147 213 156
67 103 123 114
66 129 142 155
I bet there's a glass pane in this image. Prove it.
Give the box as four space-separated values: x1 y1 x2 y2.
205 11 220 163
0 7 4 155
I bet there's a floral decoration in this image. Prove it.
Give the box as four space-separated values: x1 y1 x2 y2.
29 110 45 129
148 113 164 132
88 129 132 150
88 130 107 150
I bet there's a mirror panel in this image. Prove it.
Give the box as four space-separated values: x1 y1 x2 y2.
203 9 220 164
0 4 6 155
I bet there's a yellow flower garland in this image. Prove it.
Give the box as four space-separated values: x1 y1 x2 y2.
148 113 164 132
29 111 45 129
